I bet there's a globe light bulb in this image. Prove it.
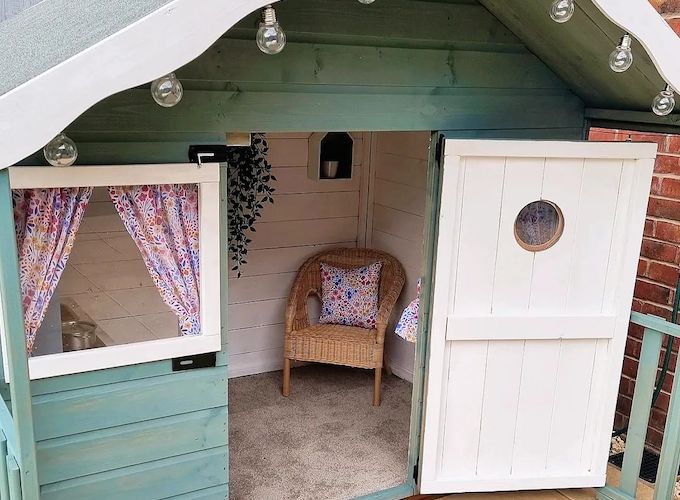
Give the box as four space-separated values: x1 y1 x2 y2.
550 0 574 23
150 72 183 107
609 34 633 73
358 0 376 4
652 85 676 116
43 132 78 167
256 5 286 55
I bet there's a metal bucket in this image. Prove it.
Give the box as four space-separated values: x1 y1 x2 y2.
321 160 339 179
62 320 97 351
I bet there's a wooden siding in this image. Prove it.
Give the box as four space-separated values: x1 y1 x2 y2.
7 1 587 497
368 132 431 382
228 133 365 377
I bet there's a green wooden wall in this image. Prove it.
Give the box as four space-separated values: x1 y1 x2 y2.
13 0 586 498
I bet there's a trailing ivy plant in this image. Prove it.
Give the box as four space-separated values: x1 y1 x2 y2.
226 133 275 277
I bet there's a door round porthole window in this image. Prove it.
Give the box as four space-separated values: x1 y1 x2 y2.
514 200 564 252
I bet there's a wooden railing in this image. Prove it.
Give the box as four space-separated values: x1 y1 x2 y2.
0 398 22 499
599 312 680 500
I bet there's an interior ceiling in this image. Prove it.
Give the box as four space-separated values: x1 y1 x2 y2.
479 0 668 112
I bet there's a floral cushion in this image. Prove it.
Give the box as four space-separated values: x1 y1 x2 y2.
319 261 383 329
395 279 421 343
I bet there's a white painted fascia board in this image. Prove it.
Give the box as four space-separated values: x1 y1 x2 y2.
590 0 680 94
0 0 677 170
0 0 273 169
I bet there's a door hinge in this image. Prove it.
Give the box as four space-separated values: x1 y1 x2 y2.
188 145 229 165
172 352 217 371
435 134 445 161
412 457 419 481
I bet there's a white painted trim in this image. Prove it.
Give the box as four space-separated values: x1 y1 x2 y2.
0 0 273 169
447 315 616 341
4 162 222 380
590 0 680 95
9 163 219 188
444 140 658 159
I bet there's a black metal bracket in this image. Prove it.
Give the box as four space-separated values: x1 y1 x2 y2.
172 352 217 371
188 145 230 165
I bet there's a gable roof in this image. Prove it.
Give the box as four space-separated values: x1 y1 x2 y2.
0 0 679 168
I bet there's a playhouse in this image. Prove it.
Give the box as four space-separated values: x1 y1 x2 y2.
0 0 679 499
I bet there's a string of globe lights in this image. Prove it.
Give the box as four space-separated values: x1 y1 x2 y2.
550 0 676 117
42 1 673 166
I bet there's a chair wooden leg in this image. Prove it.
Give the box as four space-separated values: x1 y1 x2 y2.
282 358 291 397
373 367 382 406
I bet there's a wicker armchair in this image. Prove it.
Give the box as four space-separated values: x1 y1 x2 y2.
282 248 405 406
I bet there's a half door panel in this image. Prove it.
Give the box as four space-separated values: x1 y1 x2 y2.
420 140 655 493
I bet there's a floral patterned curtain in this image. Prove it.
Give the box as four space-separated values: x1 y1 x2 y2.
108 184 201 336
13 187 93 354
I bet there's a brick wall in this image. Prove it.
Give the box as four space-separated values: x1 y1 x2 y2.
589 128 680 451
649 0 680 34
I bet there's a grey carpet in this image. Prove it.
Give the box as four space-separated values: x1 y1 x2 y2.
228 365 413 500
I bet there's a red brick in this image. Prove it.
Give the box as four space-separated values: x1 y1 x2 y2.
617 393 633 416
654 154 680 175
647 261 679 286
647 427 665 452
638 259 649 276
628 321 645 339
622 356 640 378
650 176 663 196
654 220 680 243
650 407 668 430
655 390 671 411
658 177 680 199
635 279 672 304
625 338 642 358
644 219 655 237
647 197 680 222
668 135 680 153
640 238 679 263
588 129 619 141
628 132 667 151
637 301 673 320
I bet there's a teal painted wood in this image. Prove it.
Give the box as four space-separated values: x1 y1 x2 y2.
653 342 680 500
67 88 584 135
227 0 523 51
0 171 39 500
619 328 663 495
630 311 680 338
352 480 415 500
32 368 227 441
180 39 566 90
40 447 227 500
163 483 228 499
597 486 636 500
36 406 227 485
586 108 680 135
0 433 10 500
404 133 440 490
0 398 16 457
6 455 20 500
218 163 230 498
439 128 586 140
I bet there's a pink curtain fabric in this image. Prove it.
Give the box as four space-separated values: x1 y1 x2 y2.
13 187 93 354
108 184 201 336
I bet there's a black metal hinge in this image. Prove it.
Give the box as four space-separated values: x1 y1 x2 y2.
412 457 419 481
188 145 230 165
172 352 217 371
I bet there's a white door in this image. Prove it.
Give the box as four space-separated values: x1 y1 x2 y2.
419 139 656 493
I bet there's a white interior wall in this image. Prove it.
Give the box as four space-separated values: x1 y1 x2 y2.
366 132 431 383
228 131 430 381
228 133 368 377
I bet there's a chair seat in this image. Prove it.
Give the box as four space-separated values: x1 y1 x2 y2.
285 323 380 369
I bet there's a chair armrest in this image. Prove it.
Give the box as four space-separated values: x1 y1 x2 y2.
375 283 404 345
